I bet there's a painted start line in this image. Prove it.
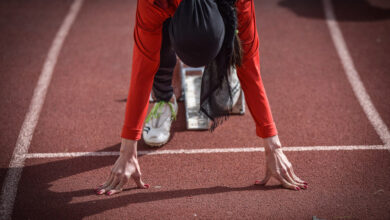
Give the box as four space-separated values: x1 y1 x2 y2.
0 0 389 219
19 145 390 159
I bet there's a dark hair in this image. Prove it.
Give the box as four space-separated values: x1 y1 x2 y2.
215 0 242 70
199 0 243 132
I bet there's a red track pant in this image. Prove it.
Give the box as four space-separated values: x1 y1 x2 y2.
121 0 278 140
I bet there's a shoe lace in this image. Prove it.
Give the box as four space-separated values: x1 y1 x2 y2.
145 100 177 124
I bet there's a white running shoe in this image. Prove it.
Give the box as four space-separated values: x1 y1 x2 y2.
142 94 178 147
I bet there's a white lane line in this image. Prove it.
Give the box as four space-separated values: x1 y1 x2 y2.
25 151 120 158
323 0 390 148
0 0 84 219
22 145 390 158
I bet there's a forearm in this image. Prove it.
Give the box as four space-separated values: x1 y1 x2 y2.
236 0 278 138
236 53 278 138
121 0 168 140
121 42 160 140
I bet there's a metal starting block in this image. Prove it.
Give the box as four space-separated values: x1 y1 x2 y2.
179 61 245 130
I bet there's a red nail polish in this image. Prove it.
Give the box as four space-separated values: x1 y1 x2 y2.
97 190 104 195
107 191 113 195
144 184 150 189
303 185 308 189
303 182 308 185
295 187 300 191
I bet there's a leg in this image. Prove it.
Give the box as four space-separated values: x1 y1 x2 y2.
143 18 178 147
152 18 177 102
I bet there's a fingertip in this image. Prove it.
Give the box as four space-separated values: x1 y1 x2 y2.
96 189 105 195
144 184 150 189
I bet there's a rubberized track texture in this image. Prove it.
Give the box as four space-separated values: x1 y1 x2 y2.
0 0 389 219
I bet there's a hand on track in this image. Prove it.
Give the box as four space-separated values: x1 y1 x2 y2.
255 135 308 190
95 139 149 196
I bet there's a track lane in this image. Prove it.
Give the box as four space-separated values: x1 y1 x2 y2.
331 0 390 138
0 0 73 197
27 0 137 154
2 0 389 219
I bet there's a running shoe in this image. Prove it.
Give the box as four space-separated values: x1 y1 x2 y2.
142 94 178 147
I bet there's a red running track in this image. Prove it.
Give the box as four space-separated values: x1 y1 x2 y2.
0 0 389 219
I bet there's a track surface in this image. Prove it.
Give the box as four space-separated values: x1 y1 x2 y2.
1 0 389 219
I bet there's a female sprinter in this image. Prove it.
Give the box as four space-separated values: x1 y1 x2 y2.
95 0 308 196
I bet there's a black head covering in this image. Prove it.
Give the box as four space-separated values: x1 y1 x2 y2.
169 0 242 131
168 0 225 67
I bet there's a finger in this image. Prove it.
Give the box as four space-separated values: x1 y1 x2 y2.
277 151 308 186
105 175 121 192
132 174 150 189
274 172 300 191
101 173 114 188
276 151 308 189
98 176 120 196
255 168 271 185
283 169 306 189
116 175 129 189
96 157 121 189
97 173 119 195
275 154 306 189
106 188 122 196
96 173 114 194
107 177 128 196
285 167 307 189
289 166 308 186
280 168 296 186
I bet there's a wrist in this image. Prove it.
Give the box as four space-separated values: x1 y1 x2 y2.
263 135 282 152
120 138 138 157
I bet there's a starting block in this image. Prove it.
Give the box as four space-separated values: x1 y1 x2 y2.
179 61 245 130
